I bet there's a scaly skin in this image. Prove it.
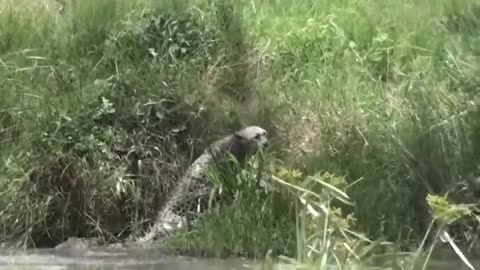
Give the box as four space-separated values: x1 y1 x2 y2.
136 126 268 244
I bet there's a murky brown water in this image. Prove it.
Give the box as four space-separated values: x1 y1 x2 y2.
425 246 480 270
0 245 478 270
0 247 262 270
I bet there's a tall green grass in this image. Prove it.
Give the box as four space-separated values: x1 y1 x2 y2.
1 0 480 266
247 0 480 243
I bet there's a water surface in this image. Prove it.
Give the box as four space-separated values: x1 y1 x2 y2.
0 247 260 270
0 245 478 270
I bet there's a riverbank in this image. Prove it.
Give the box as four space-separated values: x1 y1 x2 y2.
1 0 480 268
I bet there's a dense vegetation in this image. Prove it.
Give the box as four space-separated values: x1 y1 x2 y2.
1 0 480 268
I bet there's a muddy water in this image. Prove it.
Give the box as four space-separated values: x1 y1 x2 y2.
426 246 480 270
0 247 262 270
0 245 478 270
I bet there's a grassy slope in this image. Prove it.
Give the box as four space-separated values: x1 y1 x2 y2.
1 0 480 262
